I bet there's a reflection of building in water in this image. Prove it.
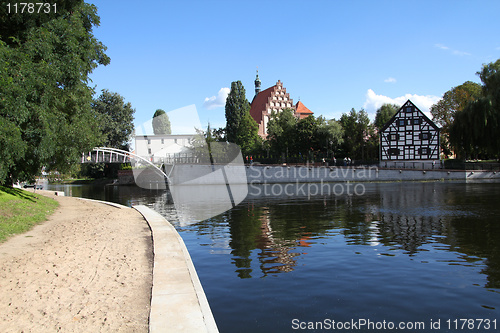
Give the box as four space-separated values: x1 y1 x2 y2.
229 203 315 278
254 209 300 276
375 183 450 254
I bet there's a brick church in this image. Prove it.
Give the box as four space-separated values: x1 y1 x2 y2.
249 71 313 138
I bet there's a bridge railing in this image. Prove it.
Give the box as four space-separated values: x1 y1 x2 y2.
82 147 169 181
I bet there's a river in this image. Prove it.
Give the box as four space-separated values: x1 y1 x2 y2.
47 181 500 332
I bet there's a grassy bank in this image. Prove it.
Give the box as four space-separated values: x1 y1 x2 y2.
0 186 59 243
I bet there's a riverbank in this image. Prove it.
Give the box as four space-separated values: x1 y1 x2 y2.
0 191 152 332
0 186 59 243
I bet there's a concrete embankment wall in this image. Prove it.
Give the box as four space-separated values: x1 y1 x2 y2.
164 164 500 185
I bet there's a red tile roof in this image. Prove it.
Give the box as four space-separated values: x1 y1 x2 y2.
295 101 313 117
249 85 275 124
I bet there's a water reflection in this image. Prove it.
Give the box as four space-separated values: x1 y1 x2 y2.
167 182 500 287
48 182 500 289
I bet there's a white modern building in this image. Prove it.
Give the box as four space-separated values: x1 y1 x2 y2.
135 134 195 163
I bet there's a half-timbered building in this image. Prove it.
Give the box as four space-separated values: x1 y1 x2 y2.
379 100 440 168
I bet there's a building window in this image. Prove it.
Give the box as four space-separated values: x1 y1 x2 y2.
405 107 412 113
174 139 178 144
419 147 430 155
388 148 400 156
398 119 405 126
420 132 430 140
147 139 151 144
148 148 152 154
161 138 164 144
413 118 421 125
389 134 398 141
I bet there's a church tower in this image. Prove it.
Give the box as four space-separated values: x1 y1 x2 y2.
254 69 261 95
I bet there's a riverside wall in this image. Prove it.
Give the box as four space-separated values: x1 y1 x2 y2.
160 164 500 185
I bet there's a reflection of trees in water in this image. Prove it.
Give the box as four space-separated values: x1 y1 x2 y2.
228 203 302 278
160 182 500 286
228 198 349 278
369 182 500 288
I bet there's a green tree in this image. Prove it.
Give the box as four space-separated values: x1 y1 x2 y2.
449 59 500 159
266 108 297 160
235 111 261 156
339 108 372 160
152 109 171 135
92 89 135 151
317 118 344 157
374 103 399 131
0 0 109 185
225 81 250 143
430 81 482 157
295 116 322 159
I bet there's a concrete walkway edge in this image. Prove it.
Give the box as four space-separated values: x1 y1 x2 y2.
133 205 219 333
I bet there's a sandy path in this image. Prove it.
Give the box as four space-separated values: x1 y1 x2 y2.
0 191 153 332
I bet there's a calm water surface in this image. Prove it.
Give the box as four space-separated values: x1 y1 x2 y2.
49 181 500 332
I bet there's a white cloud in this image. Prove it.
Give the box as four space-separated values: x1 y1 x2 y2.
435 43 449 50
384 77 397 83
435 43 470 56
363 89 441 120
203 87 230 110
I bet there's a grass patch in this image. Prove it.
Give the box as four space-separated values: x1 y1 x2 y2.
0 186 59 243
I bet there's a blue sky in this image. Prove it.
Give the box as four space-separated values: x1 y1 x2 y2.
88 0 500 133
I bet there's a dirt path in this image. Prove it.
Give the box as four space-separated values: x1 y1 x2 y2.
0 191 153 332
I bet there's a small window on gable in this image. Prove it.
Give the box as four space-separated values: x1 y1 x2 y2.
389 134 398 141
413 118 421 125
398 119 405 126
405 107 412 113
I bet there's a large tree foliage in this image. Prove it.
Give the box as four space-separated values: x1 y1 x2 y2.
374 103 399 131
449 59 500 159
235 111 261 156
0 0 109 184
224 80 260 155
316 117 344 155
152 109 171 135
430 81 482 157
266 111 344 162
339 108 374 160
92 90 135 151
266 108 297 158
225 81 250 143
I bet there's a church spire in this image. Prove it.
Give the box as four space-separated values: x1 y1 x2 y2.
254 68 261 95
